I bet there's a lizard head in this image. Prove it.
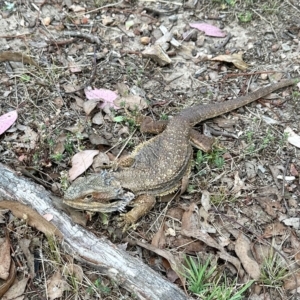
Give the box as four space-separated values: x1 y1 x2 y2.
63 171 135 212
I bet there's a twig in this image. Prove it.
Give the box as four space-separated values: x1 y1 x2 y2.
115 129 137 159
251 9 278 40
62 31 101 45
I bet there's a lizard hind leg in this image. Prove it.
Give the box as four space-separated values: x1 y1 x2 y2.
119 194 156 231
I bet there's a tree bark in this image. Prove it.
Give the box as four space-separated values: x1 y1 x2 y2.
0 164 188 300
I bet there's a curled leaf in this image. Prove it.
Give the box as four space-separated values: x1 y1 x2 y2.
211 53 248 70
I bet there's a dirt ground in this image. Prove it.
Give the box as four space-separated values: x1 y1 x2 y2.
0 0 300 299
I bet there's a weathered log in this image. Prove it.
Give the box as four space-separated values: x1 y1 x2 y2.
0 164 188 300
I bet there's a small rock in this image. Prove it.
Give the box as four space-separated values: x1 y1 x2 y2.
260 73 268 80
168 15 178 23
196 35 205 47
271 43 280 52
281 43 291 51
208 71 219 81
43 17 52 26
102 16 114 26
140 36 151 45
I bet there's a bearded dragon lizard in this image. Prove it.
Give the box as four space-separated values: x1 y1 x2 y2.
64 78 298 226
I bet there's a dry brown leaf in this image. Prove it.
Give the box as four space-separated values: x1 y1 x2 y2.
290 163 299 177
231 171 251 195
181 203 199 232
20 127 38 149
63 263 83 283
69 150 99 181
200 190 211 212
0 261 16 298
69 4 85 12
92 112 104 125
284 271 300 290
256 197 283 218
263 222 288 238
252 244 272 265
218 252 243 277
2 277 28 300
0 201 63 238
62 84 79 93
284 127 300 149
92 152 111 171
69 62 82 73
142 45 172 66
166 207 184 221
115 82 129 97
172 237 206 253
0 51 39 68
83 99 100 115
0 236 11 280
235 233 260 279
133 240 186 289
152 223 166 249
47 271 69 300
19 239 35 278
282 217 300 229
211 52 248 70
114 95 148 111
181 228 222 252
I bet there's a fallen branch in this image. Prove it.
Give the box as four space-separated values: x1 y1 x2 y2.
0 163 188 300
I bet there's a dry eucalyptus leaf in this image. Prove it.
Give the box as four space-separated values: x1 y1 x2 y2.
151 223 166 249
92 112 104 125
211 53 248 71
20 127 38 149
19 239 35 278
69 150 99 181
284 127 300 149
2 277 29 300
200 190 211 212
62 84 79 93
63 263 83 283
282 218 300 229
142 45 172 66
116 82 129 97
235 233 260 279
69 62 82 73
83 99 100 115
69 4 85 12
284 271 300 290
0 236 11 280
88 133 110 146
47 271 69 300
66 122 85 134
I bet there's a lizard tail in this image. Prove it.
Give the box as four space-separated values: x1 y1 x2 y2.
179 78 299 126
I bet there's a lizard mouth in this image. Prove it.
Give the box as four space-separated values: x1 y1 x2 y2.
63 190 135 213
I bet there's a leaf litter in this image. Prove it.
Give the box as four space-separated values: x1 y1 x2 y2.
0 0 300 299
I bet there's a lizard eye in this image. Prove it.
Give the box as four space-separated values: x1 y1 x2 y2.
84 194 93 201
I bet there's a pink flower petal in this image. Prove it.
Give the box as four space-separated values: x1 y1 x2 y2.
189 23 226 37
0 110 18 135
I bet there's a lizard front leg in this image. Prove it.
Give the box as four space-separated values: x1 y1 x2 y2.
120 194 156 230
